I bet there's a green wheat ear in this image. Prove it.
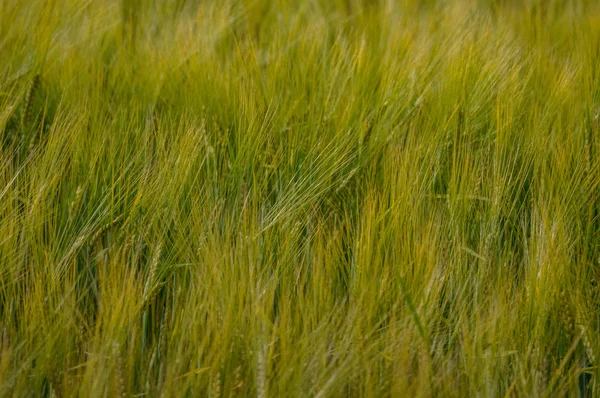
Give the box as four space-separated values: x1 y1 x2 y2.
21 73 40 130
0 105 15 137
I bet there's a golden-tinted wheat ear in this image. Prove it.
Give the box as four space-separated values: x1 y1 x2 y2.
114 343 127 398
256 349 267 398
210 370 222 398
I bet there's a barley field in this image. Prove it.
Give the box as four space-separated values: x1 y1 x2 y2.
1 0 600 396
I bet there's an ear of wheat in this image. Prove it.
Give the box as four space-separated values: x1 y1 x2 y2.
21 73 40 130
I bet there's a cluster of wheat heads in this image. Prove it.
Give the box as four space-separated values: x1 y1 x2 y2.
1 0 600 396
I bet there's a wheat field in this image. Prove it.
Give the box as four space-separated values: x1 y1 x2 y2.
1 0 600 396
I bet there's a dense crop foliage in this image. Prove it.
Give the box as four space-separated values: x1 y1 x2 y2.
1 0 600 396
